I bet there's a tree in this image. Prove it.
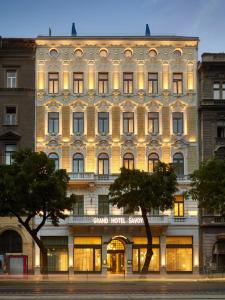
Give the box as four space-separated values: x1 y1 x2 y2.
109 162 177 273
189 157 225 214
0 149 76 273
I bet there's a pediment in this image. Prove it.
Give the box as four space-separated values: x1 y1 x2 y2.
45 99 62 110
0 131 21 141
95 99 112 111
70 99 87 111
145 99 162 112
170 99 186 112
119 99 137 111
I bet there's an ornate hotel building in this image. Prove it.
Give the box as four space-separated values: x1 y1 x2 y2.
35 35 199 275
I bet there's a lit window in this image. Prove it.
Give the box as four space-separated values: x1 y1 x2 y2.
73 112 84 134
99 48 108 58
98 153 109 175
5 144 16 165
123 72 133 94
123 112 134 133
73 195 84 215
98 73 108 94
148 112 159 134
48 73 59 94
173 73 183 94
4 106 17 125
6 71 17 88
74 48 83 58
148 73 158 94
49 48 58 58
123 153 134 170
174 195 184 217
213 82 220 100
48 153 59 170
48 112 59 134
173 153 184 177
173 112 183 134
98 195 109 215
73 153 84 173
148 153 159 172
73 73 84 94
217 120 225 138
149 49 157 58
98 112 109 134
124 49 133 58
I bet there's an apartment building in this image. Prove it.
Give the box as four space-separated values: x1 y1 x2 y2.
35 35 199 275
199 53 225 272
0 38 35 274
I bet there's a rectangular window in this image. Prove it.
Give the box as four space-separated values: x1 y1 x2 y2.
48 73 59 94
166 236 193 272
123 72 133 94
123 112 134 133
98 112 109 134
148 73 158 94
222 82 225 100
4 106 17 125
98 195 109 215
5 144 16 165
73 112 84 134
148 112 159 134
174 195 184 217
217 120 225 138
41 236 68 272
98 73 108 94
48 112 59 134
74 237 101 272
132 237 160 272
173 112 183 134
6 70 17 88
73 72 84 94
73 195 84 215
173 73 183 94
213 82 220 100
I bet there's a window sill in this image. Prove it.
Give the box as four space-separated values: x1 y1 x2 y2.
2 123 18 126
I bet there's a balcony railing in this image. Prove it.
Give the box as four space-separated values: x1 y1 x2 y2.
201 216 225 225
68 173 191 183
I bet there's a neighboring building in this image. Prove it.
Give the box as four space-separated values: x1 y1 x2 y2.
35 35 199 275
0 38 35 274
199 53 225 272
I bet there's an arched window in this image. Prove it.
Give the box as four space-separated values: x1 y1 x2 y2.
0 230 22 253
173 152 184 177
73 153 84 173
98 153 109 175
48 153 59 170
148 153 159 172
123 153 134 170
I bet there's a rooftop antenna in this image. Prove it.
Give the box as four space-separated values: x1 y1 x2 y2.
71 22 77 36
145 24 151 36
49 27 52 36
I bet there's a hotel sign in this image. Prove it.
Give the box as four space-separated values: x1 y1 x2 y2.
93 216 144 225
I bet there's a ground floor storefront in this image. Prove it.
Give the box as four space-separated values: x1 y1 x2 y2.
35 225 199 275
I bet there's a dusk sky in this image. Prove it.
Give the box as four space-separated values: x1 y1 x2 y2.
1 0 225 56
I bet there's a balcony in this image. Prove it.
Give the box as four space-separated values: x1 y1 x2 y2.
68 173 191 185
201 216 225 225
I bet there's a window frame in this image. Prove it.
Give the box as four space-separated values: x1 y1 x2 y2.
48 72 59 94
174 195 184 217
123 112 134 134
73 112 84 134
48 152 59 170
5 144 16 165
123 72 133 94
73 153 84 173
73 72 84 94
173 73 183 94
98 112 109 134
148 73 158 94
98 195 109 215
148 112 159 134
173 112 183 134
123 153 134 170
48 112 59 134
148 153 159 172
6 70 17 88
173 152 184 177
98 72 109 94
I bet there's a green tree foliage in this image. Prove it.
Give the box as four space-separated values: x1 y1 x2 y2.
0 149 76 273
189 158 225 214
109 162 177 273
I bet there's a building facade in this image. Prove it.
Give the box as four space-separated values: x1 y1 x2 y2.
35 35 199 275
0 38 35 273
199 53 225 272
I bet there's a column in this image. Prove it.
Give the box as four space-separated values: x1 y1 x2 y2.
126 244 133 274
160 234 166 274
34 242 40 275
68 235 74 275
102 243 107 275
193 230 199 274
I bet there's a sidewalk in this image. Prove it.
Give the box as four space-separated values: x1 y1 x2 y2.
0 273 225 282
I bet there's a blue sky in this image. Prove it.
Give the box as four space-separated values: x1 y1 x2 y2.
0 0 225 56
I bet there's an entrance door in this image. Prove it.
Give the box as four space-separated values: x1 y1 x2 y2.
107 239 125 273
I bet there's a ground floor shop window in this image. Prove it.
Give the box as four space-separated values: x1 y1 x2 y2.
41 236 68 272
166 236 193 272
132 237 160 272
74 237 101 272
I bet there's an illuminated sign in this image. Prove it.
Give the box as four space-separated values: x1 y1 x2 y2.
93 216 144 225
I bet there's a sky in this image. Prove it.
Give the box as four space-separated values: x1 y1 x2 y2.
0 0 225 56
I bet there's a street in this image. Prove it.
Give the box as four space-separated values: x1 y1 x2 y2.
0 280 225 299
